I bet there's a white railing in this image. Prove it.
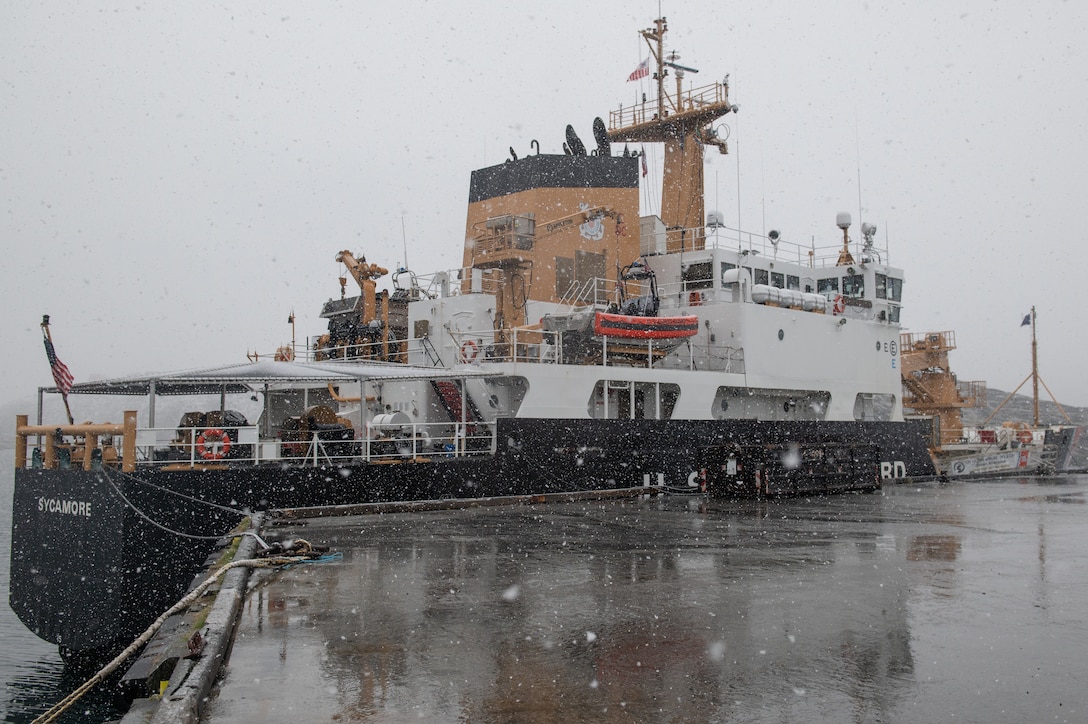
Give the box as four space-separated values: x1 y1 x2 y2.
16 422 498 470
362 421 496 462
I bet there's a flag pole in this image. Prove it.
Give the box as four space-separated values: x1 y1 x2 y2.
41 315 75 425
1031 305 1039 427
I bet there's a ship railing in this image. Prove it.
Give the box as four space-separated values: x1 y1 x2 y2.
447 327 557 365
12 416 496 471
609 81 730 129
684 224 893 270
450 327 745 372
900 330 957 351
310 337 410 363
557 276 620 310
129 425 263 467
292 323 747 371
402 267 504 298
956 379 987 408
362 420 497 462
15 413 138 472
148 422 497 467
656 342 745 373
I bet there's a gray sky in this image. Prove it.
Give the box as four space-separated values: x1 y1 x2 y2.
4 1 1088 408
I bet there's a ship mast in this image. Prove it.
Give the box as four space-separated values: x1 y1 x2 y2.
981 306 1073 428
1030 305 1039 426
608 17 735 253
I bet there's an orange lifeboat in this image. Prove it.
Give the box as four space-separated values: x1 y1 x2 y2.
593 312 699 339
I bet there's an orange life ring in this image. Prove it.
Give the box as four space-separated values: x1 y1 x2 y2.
688 290 702 306
460 340 479 363
1017 430 1033 445
833 294 846 314
196 428 232 460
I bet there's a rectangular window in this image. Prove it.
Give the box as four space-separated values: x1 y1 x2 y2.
875 274 902 301
754 269 769 285
888 305 901 323
843 273 864 298
786 275 800 290
817 277 839 296
720 262 736 279
770 272 785 288
682 261 713 290
555 256 574 297
575 250 605 285
887 277 902 301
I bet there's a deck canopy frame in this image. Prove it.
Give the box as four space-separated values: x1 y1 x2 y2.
34 360 499 427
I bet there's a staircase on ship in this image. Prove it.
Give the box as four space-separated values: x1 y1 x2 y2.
899 331 986 446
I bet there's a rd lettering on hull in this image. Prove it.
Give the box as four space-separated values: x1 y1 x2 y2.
880 461 907 479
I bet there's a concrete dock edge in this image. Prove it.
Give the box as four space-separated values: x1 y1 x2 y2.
120 514 264 724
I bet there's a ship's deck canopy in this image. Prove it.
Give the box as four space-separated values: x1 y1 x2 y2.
42 360 500 396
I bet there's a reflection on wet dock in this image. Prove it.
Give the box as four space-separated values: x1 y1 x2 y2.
203 478 1088 722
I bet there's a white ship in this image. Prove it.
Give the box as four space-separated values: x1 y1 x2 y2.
12 17 936 656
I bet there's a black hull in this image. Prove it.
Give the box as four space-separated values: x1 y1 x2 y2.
9 417 935 650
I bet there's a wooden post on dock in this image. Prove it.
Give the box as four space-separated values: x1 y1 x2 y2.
15 415 27 469
123 410 137 473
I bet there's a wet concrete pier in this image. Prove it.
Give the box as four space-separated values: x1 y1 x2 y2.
202 477 1088 722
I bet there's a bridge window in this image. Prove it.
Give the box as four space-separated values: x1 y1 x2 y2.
876 273 903 301
817 278 839 296
770 271 785 288
843 272 864 299
753 269 769 286
682 261 713 290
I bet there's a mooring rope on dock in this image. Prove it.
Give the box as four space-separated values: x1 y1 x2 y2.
32 550 322 724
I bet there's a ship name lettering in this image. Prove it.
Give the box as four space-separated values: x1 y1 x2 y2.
37 496 92 518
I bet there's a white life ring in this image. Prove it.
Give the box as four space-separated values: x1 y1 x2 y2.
196 428 231 460
833 294 846 314
460 340 479 363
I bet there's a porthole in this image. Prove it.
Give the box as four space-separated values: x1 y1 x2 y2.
777 329 784 341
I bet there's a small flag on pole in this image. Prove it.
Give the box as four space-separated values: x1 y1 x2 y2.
627 58 649 82
1021 313 1031 327
43 336 74 394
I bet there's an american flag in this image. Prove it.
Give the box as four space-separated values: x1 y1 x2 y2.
43 336 74 394
627 58 649 82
